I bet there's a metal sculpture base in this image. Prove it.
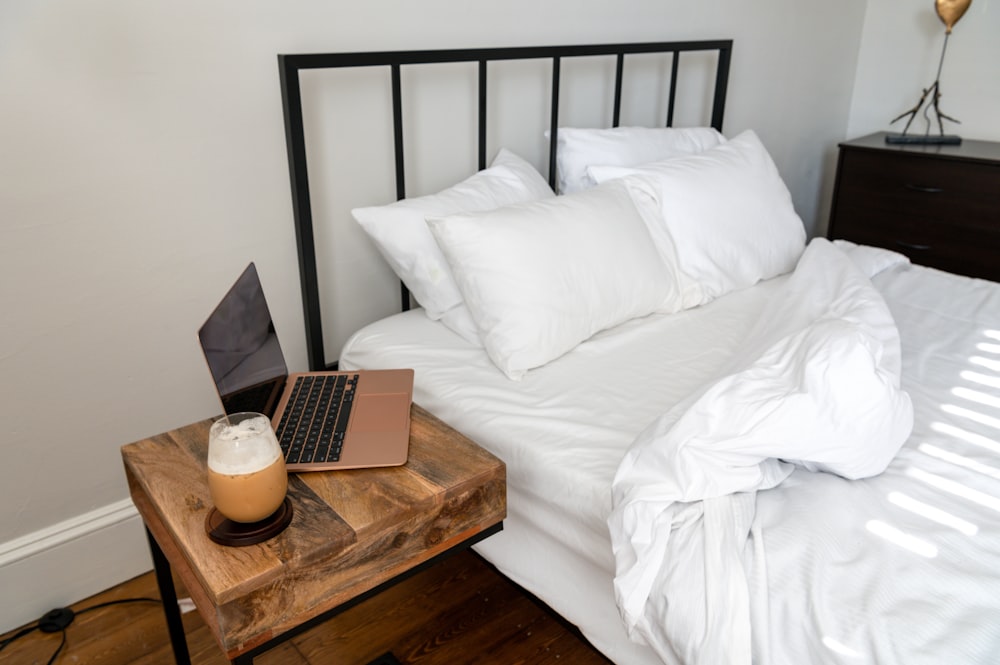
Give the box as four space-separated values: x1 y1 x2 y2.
885 133 961 146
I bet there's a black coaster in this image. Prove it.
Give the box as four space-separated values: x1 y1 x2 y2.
365 654 403 665
205 497 293 547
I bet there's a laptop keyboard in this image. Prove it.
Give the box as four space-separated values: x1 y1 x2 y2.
275 374 358 464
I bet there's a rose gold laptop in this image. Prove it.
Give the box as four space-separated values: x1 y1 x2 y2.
198 262 413 472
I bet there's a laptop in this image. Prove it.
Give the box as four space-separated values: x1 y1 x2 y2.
198 262 414 472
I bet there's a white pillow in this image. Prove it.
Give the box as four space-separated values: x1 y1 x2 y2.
352 149 553 332
427 179 675 380
437 305 481 346
552 126 725 195
588 130 806 308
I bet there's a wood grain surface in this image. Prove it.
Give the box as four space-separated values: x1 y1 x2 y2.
121 404 506 659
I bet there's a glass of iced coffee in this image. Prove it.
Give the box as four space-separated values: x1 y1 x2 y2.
207 412 288 524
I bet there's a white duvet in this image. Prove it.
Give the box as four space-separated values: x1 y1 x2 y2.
341 238 1000 665
609 239 915 664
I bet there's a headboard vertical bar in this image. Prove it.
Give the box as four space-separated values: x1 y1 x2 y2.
278 55 326 372
666 51 680 127
391 64 406 202
478 60 488 170
612 53 624 128
399 274 410 312
711 43 732 132
547 56 561 189
390 63 411 312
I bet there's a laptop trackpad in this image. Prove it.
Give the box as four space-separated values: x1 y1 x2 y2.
350 393 410 432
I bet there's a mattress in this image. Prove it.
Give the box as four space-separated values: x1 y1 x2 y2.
340 255 1000 664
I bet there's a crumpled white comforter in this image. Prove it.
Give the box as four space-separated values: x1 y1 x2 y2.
608 238 915 665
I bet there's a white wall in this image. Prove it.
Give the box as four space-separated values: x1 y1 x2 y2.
0 0 871 633
848 0 1000 143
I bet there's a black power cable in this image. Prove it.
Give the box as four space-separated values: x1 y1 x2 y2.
0 597 160 664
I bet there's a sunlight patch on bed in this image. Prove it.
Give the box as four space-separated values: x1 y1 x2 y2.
950 386 1000 411
906 467 1000 513
969 355 1000 373
984 330 1000 342
888 490 978 535
960 370 1000 390
919 442 1000 482
821 635 864 659
930 422 1000 455
976 341 1000 355
940 404 1000 433
866 520 938 557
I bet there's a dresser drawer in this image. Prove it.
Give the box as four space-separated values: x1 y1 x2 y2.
834 205 1000 281
829 133 1000 282
834 150 1000 235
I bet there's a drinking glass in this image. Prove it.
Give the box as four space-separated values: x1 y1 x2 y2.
207 412 288 523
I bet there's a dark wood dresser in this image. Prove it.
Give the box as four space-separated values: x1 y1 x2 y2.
828 132 1000 282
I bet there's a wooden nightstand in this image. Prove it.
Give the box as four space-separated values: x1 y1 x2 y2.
121 405 505 664
828 132 1000 282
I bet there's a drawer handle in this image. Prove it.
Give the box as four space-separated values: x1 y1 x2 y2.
894 239 932 251
904 183 944 194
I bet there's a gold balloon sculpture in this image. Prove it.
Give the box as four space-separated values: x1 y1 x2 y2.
936 0 972 33
887 0 972 144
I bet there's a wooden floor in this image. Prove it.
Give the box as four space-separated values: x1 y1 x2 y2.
0 549 613 664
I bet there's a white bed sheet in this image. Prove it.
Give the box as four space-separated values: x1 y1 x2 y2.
340 257 1000 664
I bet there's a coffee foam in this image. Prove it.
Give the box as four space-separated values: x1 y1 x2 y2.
208 415 280 475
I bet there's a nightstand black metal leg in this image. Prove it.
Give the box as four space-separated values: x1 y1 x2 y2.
146 527 192 665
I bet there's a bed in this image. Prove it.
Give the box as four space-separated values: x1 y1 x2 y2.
278 41 1000 664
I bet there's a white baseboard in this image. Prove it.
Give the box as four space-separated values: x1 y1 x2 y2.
0 499 153 634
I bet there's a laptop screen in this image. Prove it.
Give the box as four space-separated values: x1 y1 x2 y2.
198 263 288 417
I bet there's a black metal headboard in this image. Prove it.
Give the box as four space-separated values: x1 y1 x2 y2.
278 40 733 371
